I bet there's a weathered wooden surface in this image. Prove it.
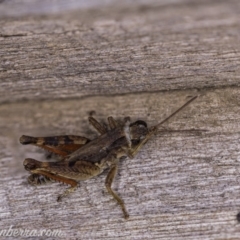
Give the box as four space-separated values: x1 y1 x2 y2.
0 0 240 103
0 0 240 239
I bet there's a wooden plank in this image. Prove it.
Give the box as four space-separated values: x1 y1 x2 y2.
0 0 240 103
0 0 240 239
1 88 240 239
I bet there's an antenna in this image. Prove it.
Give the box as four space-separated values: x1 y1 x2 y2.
151 95 197 131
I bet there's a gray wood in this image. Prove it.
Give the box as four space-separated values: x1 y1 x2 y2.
0 0 240 239
0 0 240 104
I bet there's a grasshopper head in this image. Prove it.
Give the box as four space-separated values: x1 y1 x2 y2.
129 120 148 145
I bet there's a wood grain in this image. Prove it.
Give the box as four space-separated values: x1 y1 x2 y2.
0 0 240 103
0 0 240 239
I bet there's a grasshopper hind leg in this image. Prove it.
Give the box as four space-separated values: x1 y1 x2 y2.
27 174 77 202
57 185 78 202
28 174 54 185
27 168 78 202
20 135 90 157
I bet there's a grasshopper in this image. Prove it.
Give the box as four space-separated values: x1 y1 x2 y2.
20 96 197 219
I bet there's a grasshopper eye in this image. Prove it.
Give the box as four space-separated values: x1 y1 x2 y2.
130 120 148 141
131 139 140 145
130 120 147 128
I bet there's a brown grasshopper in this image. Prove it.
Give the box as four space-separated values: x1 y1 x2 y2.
20 96 197 219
